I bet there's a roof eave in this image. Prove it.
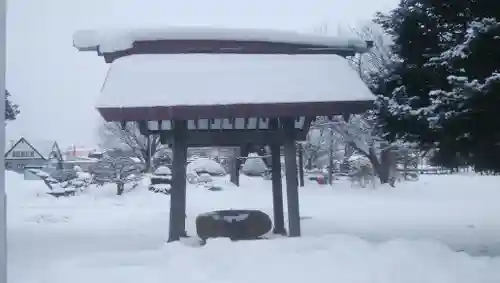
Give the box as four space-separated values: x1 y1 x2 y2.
73 40 373 58
96 100 375 122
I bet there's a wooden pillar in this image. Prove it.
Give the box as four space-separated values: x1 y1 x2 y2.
146 134 152 172
269 118 286 235
282 118 301 237
168 120 188 242
230 147 240 186
298 143 305 187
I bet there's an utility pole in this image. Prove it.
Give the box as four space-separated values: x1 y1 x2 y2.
0 0 7 281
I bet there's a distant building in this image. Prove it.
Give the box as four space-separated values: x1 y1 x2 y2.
64 145 103 158
4 137 63 172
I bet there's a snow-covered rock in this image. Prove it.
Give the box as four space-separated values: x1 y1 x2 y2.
187 158 226 176
197 173 213 184
241 153 268 176
154 166 172 176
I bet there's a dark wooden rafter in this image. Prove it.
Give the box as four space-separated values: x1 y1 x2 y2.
95 39 369 63
97 100 372 122
160 128 307 147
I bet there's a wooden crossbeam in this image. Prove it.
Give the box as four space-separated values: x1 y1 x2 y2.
159 129 307 147
132 116 315 137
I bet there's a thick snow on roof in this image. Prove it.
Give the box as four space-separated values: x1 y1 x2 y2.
73 26 370 54
97 54 374 109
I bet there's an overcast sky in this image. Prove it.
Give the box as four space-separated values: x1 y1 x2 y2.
6 0 399 148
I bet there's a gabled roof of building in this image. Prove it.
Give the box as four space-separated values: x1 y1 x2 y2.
5 137 61 160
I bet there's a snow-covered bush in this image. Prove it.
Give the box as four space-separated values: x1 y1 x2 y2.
29 168 91 197
149 166 172 195
91 155 142 195
187 158 226 176
241 153 268 176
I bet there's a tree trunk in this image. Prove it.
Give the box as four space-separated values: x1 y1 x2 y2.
145 135 152 172
298 143 304 187
117 183 124 195
306 157 313 170
328 130 334 185
367 145 394 186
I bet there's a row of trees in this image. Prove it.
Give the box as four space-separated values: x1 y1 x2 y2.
318 0 500 174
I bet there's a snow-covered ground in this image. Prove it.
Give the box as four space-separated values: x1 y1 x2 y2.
6 171 500 283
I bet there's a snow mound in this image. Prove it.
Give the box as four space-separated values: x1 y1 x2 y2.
187 158 226 176
241 153 268 176
154 166 171 176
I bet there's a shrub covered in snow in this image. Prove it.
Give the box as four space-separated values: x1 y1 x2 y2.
149 166 172 195
148 179 171 195
29 168 91 197
241 153 268 176
187 158 226 176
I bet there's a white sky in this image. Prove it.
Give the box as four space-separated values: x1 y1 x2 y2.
5 0 399 148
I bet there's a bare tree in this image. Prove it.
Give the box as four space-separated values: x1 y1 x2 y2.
308 23 404 186
311 21 392 83
313 116 398 186
340 22 393 83
99 122 161 171
92 155 142 195
301 128 327 169
339 23 398 185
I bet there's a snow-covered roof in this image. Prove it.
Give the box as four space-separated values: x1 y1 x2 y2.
73 26 371 54
96 53 374 120
63 156 99 163
6 138 59 159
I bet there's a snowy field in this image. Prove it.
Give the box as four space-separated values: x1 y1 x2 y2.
6 171 500 283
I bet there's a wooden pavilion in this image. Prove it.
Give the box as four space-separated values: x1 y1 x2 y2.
73 27 375 242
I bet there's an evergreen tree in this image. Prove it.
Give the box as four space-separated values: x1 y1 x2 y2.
5 90 20 121
373 0 500 172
